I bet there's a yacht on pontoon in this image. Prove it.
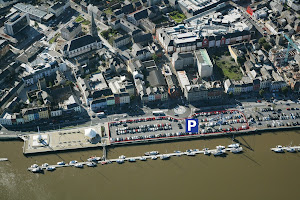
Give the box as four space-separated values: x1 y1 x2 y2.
228 143 240 148
57 161 65 165
139 157 147 161
230 147 243 154
87 162 97 167
74 163 83 168
160 155 170 160
46 166 56 171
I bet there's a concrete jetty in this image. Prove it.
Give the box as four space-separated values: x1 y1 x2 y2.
27 146 243 172
271 145 300 152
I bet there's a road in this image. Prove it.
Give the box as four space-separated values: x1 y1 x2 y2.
229 1 265 36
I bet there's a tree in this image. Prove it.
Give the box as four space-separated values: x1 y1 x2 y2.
280 86 289 95
152 54 158 62
263 43 272 51
258 37 266 45
259 89 265 97
237 56 246 66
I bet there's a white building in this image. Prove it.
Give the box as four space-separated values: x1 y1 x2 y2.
4 12 29 36
63 35 102 58
48 1 70 17
195 49 213 78
61 21 82 40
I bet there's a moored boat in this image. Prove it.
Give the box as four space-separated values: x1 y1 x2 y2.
32 167 43 173
31 164 38 168
46 166 56 171
116 159 124 164
74 163 83 168
57 161 65 165
87 162 97 167
151 156 158 160
228 143 240 148
128 158 136 162
145 151 159 156
230 147 243 154
286 147 296 153
271 145 284 153
42 163 49 168
212 149 225 156
186 152 196 156
119 155 126 159
139 157 147 161
160 155 170 160
216 145 225 150
69 160 78 165
203 148 210 155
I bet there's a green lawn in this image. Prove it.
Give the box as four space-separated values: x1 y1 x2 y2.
152 16 169 24
215 56 243 80
104 8 113 15
75 15 84 22
75 15 90 25
169 11 186 23
101 29 119 45
49 33 60 44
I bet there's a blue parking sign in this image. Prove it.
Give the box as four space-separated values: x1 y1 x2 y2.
186 119 198 133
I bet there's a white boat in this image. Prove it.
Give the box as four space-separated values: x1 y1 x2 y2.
193 149 199 152
139 157 147 161
31 164 38 168
119 155 126 159
174 151 181 153
74 163 83 168
286 147 296 153
203 148 210 155
128 158 136 162
216 145 225 150
151 156 158 160
272 145 284 153
87 162 97 167
42 163 49 168
46 166 56 171
69 160 78 165
160 155 170 160
228 143 240 148
116 159 124 164
32 167 43 173
87 157 101 162
57 161 65 165
145 151 159 156
186 152 196 156
212 149 225 156
230 147 243 154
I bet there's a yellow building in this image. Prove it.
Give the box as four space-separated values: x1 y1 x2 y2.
38 107 49 119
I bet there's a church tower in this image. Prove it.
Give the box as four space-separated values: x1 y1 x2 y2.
90 13 98 38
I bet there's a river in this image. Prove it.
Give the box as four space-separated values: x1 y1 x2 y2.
1 130 300 200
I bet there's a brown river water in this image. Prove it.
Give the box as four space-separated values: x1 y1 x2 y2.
1 130 300 200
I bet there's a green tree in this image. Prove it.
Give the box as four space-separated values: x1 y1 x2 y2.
263 43 272 51
152 54 158 62
237 56 246 66
48 81 53 88
258 37 266 45
280 86 289 95
259 89 265 97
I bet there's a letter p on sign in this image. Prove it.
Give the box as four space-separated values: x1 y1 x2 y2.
186 119 198 133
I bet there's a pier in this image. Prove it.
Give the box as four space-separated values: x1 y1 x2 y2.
27 145 243 172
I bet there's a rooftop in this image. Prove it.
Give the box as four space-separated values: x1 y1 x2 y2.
14 3 47 18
